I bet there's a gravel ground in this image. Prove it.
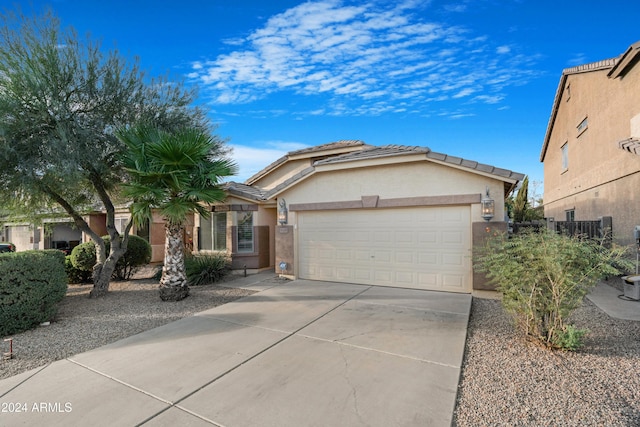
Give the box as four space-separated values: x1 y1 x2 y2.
2 273 639 426
0 270 259 380
454 287 640 426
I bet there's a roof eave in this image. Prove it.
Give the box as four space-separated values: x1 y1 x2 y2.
540 73 567 163
608 41 640 78
540 56 620 162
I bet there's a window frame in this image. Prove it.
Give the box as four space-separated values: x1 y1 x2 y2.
114 217 129 234
199 212 227 251
561 142 569 172
237 212 254 253
577 116 588 137
565 209 575 222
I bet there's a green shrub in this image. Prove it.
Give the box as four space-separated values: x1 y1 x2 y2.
69 241 96 272
185 252 231 286
65 255 92 284
70 235 152 280
475 228 633 350
0 250 68 336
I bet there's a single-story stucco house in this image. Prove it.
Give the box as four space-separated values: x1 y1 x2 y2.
195 140 524 293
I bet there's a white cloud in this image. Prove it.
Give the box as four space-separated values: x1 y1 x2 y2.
191 0 539 116
567 53 588 66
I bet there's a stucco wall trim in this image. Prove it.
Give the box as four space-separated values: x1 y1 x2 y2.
290 193 481 211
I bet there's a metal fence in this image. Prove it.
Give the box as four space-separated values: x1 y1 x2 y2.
513 217 613 245
551 216 612 246
553 220 603 238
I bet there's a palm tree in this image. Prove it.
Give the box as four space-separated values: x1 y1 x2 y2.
119 125 237 301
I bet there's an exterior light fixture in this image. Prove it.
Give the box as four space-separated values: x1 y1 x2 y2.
481 187 495 222
278 198 288 225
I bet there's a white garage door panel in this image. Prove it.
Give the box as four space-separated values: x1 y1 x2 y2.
298 206 472 292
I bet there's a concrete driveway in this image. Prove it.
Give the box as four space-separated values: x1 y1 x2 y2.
0 276 471 426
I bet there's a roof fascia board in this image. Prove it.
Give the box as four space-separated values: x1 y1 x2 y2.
264 168 317 200
314 153 427 171
608 42 640 78
223 192 265 204
288 146 364 161
244 155 288 186
540 73 567 162
425 156 521 185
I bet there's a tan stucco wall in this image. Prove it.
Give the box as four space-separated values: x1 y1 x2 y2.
543 65 640 246
280 160 507 223
250 158 312 190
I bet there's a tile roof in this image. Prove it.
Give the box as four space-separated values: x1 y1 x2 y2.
223 182 268 201
314 145 429 165
562 58 618 75
288 140 367 156
226 142 525 202
244 140 367 185
315 144 525 181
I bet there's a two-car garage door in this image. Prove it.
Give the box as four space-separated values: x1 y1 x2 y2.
297 206 472 293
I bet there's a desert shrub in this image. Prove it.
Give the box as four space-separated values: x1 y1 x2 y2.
70 235 152 280
0 250 68 336
185 252 231 286
475 228 633 350
64 255 92 284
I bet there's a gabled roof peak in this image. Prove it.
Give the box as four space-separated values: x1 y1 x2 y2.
562 58 618 75
244 140 367 185
288 140 366 156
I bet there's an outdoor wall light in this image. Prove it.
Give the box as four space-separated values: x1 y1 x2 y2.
278 198 288 225
481 187 495 222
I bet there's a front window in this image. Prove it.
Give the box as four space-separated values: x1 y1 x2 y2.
237 212 254 253
561 143 569 171
114 217 129 234
199 212 227 251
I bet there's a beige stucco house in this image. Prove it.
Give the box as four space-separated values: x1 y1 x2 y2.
197 140 524 293
3 140 524 293
541 41 640 246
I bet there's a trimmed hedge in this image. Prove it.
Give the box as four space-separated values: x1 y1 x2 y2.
0 250 68 337
65 255 92 284
70 235 152 280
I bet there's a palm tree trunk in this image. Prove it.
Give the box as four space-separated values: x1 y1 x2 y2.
159 222 189 301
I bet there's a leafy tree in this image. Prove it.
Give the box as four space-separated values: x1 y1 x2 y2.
475 228 633 350
119 125 236 301
0 10 208 297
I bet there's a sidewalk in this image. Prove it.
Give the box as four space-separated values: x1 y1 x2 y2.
587 280 640 321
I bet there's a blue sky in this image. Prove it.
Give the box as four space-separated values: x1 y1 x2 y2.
15 0 640 192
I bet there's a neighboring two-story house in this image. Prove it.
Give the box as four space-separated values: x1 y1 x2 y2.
541 41 640 246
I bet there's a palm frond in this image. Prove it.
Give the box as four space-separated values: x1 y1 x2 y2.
118 124 232 227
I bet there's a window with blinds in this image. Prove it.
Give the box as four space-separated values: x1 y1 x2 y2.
237 212 254 253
